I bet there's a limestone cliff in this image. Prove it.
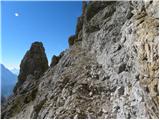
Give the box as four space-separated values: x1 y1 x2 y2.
1 0 159 119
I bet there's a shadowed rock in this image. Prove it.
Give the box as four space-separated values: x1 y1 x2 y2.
85 1 115 21
50 55 60 67
14 42 48 94
68 35 76 47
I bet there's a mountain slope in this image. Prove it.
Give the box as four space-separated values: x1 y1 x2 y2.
1 64 17 97
11 68 19 76
1 0 159 119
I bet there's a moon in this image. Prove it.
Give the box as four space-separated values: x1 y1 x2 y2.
14 12 19 17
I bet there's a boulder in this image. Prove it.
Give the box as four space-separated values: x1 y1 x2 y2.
68 35 76 47
50 55 60 67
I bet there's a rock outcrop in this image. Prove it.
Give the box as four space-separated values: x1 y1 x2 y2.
13 42 48 94
1 0 159 119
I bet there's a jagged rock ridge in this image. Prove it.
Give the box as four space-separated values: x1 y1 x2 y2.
1 0 159 119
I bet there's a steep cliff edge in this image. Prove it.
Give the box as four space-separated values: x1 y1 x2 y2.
1 0 159 119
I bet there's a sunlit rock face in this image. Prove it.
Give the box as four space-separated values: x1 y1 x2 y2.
1 0 159 119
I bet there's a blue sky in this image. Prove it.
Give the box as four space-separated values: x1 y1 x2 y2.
1 1 82 70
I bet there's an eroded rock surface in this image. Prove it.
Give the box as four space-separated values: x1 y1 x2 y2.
14 41 49 94
1 0 159 119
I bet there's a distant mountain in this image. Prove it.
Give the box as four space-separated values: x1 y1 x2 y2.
1 64 17 97
11 68 19 75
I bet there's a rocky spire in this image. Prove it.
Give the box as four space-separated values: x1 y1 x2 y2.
14 41 48 93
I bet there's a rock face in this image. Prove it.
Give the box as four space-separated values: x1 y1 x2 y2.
1 0 159 119
13 42 48 94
